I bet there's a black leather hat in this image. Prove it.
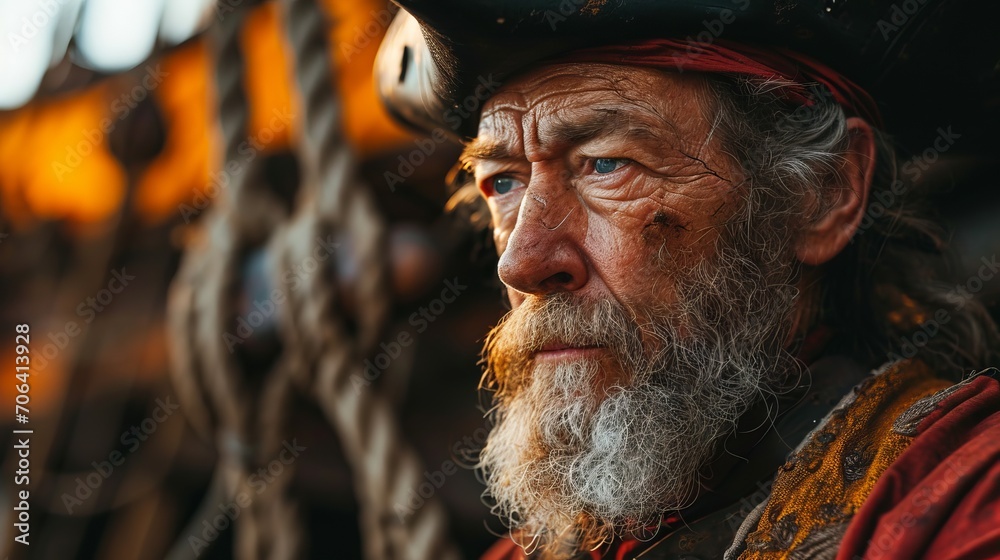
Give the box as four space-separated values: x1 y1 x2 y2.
375 0 1000 150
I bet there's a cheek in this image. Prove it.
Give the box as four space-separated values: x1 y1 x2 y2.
580 208 674 303
493 227 509 256
582 185 689 267
488 196 522 254
581 198 719 309
639 211 702 265
506 288 525 310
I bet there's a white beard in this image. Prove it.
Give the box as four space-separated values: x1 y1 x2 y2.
478 244 800 557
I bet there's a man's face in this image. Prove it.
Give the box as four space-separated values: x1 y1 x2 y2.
469 63 740 317
468 63 801 557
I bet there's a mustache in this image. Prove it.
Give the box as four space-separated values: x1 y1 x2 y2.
476 208 806 558
482 294 650 401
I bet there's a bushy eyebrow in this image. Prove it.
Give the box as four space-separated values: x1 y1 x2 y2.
544 108 659 145
459 138 520 166
460 108 663 168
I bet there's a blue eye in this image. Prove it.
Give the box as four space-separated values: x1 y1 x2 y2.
594 158 628 174
489 176 523 195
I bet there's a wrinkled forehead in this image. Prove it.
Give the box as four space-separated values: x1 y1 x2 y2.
476 62 711 147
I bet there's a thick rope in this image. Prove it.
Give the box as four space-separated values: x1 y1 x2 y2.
274 1 460 559
169 2 460 559
166 6 301 559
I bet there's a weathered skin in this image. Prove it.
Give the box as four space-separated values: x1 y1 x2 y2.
466 62 876 344
468 64 738 312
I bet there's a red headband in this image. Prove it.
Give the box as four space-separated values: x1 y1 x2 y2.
559 38 883 129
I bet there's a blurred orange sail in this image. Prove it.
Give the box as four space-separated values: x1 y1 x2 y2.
139 0 413 224
1 0 413 228
0 84 126 228
133 39 216 225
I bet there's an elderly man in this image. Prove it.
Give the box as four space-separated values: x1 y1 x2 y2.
377 2 1000 558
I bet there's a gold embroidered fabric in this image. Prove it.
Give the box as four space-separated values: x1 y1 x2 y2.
739 360 951 559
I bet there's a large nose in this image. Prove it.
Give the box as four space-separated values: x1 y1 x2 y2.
497 175 588 296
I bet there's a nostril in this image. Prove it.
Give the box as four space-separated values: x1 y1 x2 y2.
549 272 573 286
538 271 579 292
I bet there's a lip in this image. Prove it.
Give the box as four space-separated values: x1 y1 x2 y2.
534 345 605 361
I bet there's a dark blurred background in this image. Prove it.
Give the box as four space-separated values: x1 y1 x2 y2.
0 1 506 558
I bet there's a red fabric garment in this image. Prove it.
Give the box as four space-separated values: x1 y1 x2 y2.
836 374 1000 560
480 537 525 560
479 538 602 560
557 38 883 129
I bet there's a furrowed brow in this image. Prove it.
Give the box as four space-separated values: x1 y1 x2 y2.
545 108 660 147
461 108 663 168
459 138 522 168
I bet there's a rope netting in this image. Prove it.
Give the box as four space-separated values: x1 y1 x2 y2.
166 1 460 558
